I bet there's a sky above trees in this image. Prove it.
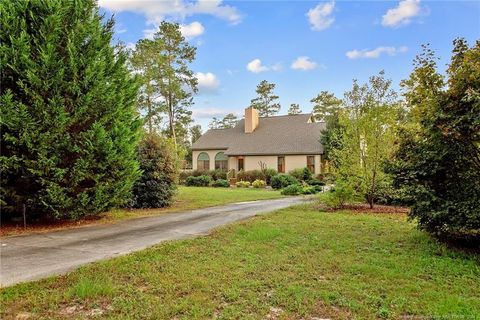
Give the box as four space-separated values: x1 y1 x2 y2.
99 0 479 129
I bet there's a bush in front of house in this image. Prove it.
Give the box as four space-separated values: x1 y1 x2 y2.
185 175 212 187
281 184 304 195
212 179 230 188
252 179 266 188
263 168 278 185
302 186 321 195
289 167 313 182
132 134 179 209
236 181 251 188
307 179 325 187
270 174 298 190
236 170 265 183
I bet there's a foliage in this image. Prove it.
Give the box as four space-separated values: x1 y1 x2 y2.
320 180 354 209
302 186 322 194
387 39 480 242
209 113 239 129
131 134 179 208
0 0 141 220
252 179 267 188
263 168 278 185
281 184 304 196
249 80 281 117
212 179 230 188
190 125 202 144
236 170 265 183
331 71 400 208
180 170 226 183
236 181 251 188
289 167 312 181
288 103 302 115
310 90 343 122
185 175 212 187
270 174 298 190
306 179 325 186
130 22 197 146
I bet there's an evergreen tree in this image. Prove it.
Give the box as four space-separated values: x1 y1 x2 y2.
208 113 238 129
288 103 302 115
131 22 197 147
190 125 202 144
0 0 141 220
249 80 281 117
310 91 343 121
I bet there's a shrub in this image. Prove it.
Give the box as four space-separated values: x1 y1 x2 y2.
281 184 304 195
270 174 298 190
236 181 251 188
307 179 325 186
132 135 179 208
289 167 313 181
185 175 212 187
0 0 140 220
189 170 227 181
212 179 229 188
320 180 354 209
302 186 320 195
179 170 192 184
236 170 265 183
252 179 266 188
264 168 278 185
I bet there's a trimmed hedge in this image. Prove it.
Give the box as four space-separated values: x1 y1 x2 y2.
252 179 266 188
185 175 212 187
212 179 229 188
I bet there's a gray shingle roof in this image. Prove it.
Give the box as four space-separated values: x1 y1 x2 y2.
192 114 325 155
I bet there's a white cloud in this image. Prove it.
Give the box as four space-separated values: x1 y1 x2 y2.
382 0 422 27
196 72 220 93
143 27 156 40
246 59 282 73
291 56 318 71
346 46 408 59
192 107 227 119
98 0 242 26
306 1 335 31
180 21 204 39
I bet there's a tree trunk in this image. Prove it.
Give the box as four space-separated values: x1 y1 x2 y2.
168 93 177 148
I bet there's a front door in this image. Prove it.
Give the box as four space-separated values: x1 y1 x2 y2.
238 158 244 171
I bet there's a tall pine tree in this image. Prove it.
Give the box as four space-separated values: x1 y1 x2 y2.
0 0 141 220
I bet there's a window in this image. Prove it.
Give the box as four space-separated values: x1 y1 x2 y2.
307 156 315 173
215 152 228 171
197 152 210 171
277 156 285 173
238 157 244 171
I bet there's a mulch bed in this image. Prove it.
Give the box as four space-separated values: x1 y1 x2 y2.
341 203 410 214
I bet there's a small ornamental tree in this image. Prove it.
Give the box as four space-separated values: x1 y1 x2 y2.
0 0 140 220
132 134 179 208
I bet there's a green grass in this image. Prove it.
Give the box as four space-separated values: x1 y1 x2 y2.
1 204 479 319
104 186 285 221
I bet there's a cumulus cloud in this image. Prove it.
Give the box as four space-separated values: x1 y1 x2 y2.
306 1 335 31
196 72 220 93
346 46 408 59
98 0 242 26
382 0 422 27
246 59 282 73
291 56 318 71
180 21 204 39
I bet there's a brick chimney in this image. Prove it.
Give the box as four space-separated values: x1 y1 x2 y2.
244 107 259 133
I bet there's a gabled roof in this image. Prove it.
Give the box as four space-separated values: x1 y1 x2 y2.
192 114 325 155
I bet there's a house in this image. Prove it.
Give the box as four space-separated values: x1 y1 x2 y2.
192 107 326 175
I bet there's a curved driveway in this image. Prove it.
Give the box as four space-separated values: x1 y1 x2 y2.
1 196 306 287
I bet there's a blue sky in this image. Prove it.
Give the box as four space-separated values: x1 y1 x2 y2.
99 0 480 130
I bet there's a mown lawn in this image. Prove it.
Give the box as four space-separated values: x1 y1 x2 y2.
1 204 479 319
105 186 285 221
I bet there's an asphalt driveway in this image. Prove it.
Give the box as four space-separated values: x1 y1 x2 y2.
1 196 306 287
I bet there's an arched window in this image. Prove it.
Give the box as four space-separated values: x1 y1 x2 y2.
215 152 228 171
197 152 210 171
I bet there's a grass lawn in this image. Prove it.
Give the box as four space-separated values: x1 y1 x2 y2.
1 186 284 236
1 204 479 319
